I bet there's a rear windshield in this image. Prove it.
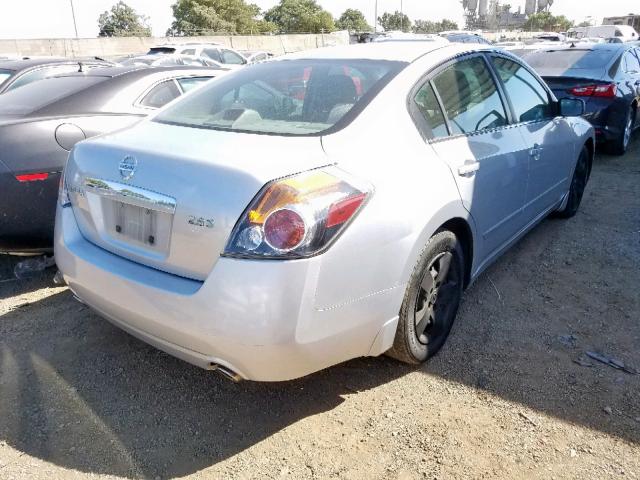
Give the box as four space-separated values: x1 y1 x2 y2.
526 49 619 70
0 76 107 115
154 59 406 135
0 68 13 85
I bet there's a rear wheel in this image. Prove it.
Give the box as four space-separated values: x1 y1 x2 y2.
387 231 464 364
556 145 589 219
609 106 634 156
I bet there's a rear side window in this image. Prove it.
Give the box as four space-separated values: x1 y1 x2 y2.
177 76 212 92
431 56 507 135
139 80 181 108
7 64 84 91
623 51 640 73
492 56 552 123
0 68 12 85
413 82 448 138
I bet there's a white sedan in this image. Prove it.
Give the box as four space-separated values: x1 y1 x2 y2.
55 42 594 381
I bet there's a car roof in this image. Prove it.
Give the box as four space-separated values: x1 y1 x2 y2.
281 42 486 63
0 57 100 71
0 66 222 119
61 65 218 79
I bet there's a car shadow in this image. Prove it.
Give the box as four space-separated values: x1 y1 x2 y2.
0 289 415 478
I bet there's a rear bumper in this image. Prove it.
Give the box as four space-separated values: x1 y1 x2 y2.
55 204 400 381
0 170 60 253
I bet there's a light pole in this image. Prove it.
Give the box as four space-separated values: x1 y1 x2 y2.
69 0 79 38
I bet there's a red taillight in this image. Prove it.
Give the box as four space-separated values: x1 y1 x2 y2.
264 208 306 251
326 193 367 228
569 84 617 98
15 173 49 182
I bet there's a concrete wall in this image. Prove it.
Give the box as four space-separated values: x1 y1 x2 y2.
0 32 350 58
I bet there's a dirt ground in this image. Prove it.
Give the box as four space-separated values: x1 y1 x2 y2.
0 138 639 480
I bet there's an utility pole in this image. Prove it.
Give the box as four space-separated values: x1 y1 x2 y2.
400 0 404 31
374 0 378 33
69 0 79 38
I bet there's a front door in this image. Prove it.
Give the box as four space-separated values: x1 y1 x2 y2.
490 54 574 220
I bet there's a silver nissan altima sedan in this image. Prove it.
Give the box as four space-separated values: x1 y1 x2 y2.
55 42 594 381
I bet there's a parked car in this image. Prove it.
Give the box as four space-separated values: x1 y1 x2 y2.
0 66 222 254
55 43 594 382
0 57 112 94
147 43 247 69
525 43 640 154
239 50 273 64
439 31 491 44
120 54 223 68
568 25 639 43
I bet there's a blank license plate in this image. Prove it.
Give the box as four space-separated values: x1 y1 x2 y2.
114 201 158 246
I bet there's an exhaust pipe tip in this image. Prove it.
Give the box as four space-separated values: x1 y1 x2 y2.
209 362 243 382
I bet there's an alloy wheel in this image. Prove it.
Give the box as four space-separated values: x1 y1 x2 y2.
414 251 460 345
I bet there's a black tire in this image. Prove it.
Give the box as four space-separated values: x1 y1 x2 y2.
387 231 464 364
555 145 590 219
609 106 634 156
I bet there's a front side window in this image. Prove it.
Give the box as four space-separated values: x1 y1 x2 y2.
139 80 181 108
154 59 405 136
221 50 246 65
431 56 507 135
203 48 222 63
492 56 552 123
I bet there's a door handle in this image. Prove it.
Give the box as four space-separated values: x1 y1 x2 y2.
529 144 543 160
458 161 480 177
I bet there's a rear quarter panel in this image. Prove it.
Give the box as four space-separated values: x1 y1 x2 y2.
318 50 476 313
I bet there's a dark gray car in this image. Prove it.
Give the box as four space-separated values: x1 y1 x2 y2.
0 58 113 94
0 66 223 253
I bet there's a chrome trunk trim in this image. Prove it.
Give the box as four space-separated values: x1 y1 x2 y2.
84 177 177 214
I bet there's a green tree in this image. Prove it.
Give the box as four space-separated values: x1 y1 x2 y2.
378 11 412 33
264 0 335 33
167 0 275 36
336 8 371 32
412 20 437 34
98 1 151 37
523 11 573 31
413 19 459 34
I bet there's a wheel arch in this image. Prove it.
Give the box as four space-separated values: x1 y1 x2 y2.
403 204 477 293
584 136 594 178
437 218 474 289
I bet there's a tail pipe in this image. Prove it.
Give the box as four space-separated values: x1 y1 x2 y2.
210 362 243 382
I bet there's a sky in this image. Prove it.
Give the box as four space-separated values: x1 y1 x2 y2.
0 0 638 39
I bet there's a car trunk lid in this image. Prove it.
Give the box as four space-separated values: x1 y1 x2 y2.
66 120 330 281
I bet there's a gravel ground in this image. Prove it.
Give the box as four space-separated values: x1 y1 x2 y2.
0 139 639 479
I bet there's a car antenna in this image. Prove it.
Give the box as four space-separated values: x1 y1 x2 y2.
78 61 84 72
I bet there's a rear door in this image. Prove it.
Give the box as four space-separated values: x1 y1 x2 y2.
411 54 530 259
490 54 575 221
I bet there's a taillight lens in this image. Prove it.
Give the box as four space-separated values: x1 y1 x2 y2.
224 167 372 258
569 84 617 98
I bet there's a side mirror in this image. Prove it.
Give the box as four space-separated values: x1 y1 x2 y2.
559 97 585 117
